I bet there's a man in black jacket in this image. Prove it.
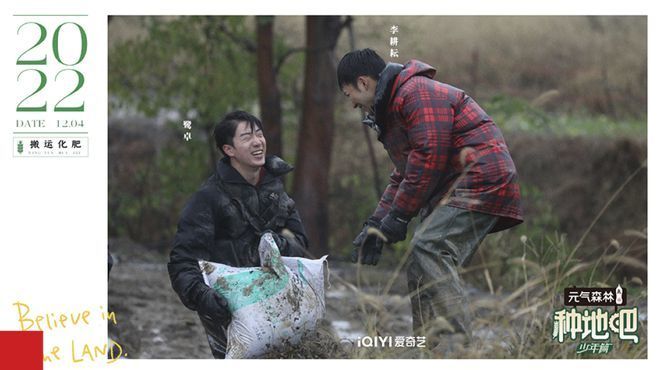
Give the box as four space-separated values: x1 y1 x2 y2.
167 110 309 359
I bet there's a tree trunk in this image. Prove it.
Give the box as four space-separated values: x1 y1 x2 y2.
346 17 381 200
293 16 343 257
256 16 283 158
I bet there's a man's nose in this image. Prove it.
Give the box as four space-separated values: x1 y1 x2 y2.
252 137 264 146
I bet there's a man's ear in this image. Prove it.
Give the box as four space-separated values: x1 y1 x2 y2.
223 144 235 158
357 76 369 91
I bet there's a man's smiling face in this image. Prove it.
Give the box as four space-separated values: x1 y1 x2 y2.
341 76 376 115
224 121 267 169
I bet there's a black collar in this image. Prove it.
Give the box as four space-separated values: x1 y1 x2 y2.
365 63 404 137
216 155 293 186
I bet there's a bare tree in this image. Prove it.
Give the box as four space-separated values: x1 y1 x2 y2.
293 16 344 257
346 16 382 200
256 16 283 158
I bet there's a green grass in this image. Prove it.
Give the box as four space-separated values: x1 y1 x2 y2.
484 95 647 138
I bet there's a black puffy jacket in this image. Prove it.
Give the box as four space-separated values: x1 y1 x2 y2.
167 155 308 311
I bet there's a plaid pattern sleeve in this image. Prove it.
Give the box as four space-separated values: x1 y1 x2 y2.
389 83 454 218
373 168 404 220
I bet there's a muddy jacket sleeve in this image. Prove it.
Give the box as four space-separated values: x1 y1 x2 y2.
168 190 215 312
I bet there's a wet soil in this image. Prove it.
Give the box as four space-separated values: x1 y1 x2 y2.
108 238 647 359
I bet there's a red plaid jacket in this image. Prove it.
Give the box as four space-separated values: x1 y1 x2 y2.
371 60 523 232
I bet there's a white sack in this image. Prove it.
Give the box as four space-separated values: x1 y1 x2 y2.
199 233 328 358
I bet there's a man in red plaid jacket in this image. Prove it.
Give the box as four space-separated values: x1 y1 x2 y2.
337 49 523 351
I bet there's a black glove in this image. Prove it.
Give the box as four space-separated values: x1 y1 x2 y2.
360 234 384 265
352 217 384 265
352 217 380 247
379 212 410 243
197 286 231 324
263 230 288 254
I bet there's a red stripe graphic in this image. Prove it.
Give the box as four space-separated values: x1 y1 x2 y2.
0 331 43 370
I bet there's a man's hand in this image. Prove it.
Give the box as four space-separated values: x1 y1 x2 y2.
354 234 384 265
379 212 409 243
263 230 289 254
352 217 384 265
198 287 231 324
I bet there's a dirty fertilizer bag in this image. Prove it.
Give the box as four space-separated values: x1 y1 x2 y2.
199 233 328 358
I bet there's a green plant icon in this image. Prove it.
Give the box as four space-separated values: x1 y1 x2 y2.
17 140 24 154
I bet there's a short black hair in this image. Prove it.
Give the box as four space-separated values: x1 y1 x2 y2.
337 48 386 88
213 110 264 156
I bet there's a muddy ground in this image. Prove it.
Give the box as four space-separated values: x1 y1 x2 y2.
109 237 529 359
112 237 646 360
108 237 410 359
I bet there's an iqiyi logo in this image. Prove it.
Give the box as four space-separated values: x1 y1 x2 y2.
17 140 24 154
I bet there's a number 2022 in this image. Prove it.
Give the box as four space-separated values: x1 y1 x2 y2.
16 22 87 112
